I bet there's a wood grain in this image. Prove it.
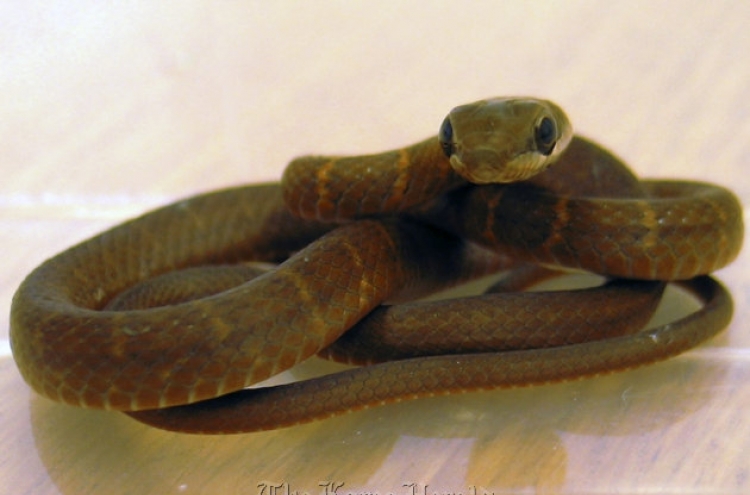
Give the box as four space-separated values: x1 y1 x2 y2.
1 2 748 493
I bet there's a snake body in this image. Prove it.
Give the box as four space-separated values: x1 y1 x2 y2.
10 97 743 433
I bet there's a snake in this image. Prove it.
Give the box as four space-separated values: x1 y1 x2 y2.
9 97 743 434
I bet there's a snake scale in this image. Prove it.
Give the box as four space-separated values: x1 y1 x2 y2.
10 97 743 433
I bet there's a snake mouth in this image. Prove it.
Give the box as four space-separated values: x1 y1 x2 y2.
501 152 553 182
450 148 552 184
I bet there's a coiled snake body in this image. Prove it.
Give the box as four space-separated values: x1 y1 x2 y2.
10 97 743 433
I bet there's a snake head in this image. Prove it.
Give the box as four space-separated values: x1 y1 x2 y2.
439 97 573 184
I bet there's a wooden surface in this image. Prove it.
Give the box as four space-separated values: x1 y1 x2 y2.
2 2 749 493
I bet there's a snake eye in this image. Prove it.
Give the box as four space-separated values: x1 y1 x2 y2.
439 115 454 158
534 116 557 156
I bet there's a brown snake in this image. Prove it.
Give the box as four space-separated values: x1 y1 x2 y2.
10 97 743 434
